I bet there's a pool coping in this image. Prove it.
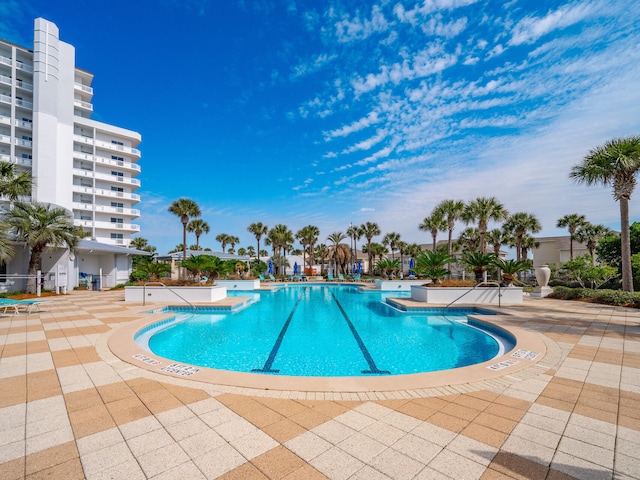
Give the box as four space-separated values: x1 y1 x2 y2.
106 299 551 394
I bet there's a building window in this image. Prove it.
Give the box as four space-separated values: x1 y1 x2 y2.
111 202 124 208
80 215 91 221
111 186 123 192
110 218 123 224
111 155 124 161
111 140 124 146
111 171 123 177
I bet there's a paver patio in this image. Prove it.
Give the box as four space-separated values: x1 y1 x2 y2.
0 289 638 479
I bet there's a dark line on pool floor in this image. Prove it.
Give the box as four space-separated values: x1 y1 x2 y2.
330 291 391 375
252 286 308 373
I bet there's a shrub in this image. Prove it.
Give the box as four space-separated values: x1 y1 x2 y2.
549 286 640 308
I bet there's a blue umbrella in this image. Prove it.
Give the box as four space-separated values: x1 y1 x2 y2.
409 258 415 269
357 260 363 274
294 262 298 275
268 259 273 274
352 263 357 274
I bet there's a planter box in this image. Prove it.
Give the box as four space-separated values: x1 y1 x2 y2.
374 279 428 291
410 285 523 305
215 279 261 290
125 285 227 303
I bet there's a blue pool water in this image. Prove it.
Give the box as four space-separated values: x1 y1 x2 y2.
144 285 506 377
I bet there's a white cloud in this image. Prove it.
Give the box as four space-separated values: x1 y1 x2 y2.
324 112 381 139
509 2 596 46
335 5 391 42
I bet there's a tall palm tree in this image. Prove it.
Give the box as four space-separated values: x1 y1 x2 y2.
327 231 347 274
369 242 387 263
463 197 509 253
296 225 320 273
557 213 586 260
458 227 481 253
435 199 465 255
360 221 381 274
187 219 210 251
129 237 149 251
346 224 363 266
227 235 240 254
382 232 401 261
3 202 82 294
215 233 230 252
575 223 611 264
248 222 268 262
0 161 32 201
503 212 542 261
485 228 510 257
419 213 447 253
267 224 293 273
315 243 328 274
168 198 201 277
570 136 640 291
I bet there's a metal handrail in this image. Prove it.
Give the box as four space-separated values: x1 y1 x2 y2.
443 280 502 314
142 282 196 310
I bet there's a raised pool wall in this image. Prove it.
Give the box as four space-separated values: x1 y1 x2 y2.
214 279 261 290
410 285 523 304
374 279 428 290
124 286 227 303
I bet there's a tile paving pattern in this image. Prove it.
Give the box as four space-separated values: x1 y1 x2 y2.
0 290 638 479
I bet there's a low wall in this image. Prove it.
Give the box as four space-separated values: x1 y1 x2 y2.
374 279 428 291
214 279 261 291
124 286 227 303
410 285 523 304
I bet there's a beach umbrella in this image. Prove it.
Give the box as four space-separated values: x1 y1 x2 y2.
352 263 357 274
409 258 415 270
357 260 363 274
268 259 273 274
294 262 298 275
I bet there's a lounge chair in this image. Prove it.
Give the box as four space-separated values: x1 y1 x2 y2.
327 274 335 281
338 274 346 281
268 274 277 281
352 274 361 282
0 298 44 314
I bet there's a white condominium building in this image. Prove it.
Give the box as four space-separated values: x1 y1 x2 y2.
0 17 142 246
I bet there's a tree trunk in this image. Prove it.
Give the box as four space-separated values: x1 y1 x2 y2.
26 246 44 294
620 198 633 292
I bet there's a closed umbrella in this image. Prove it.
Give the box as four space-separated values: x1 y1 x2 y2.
294 262 298 275
268 259 273 274
409 258 415 270
357 260 363 274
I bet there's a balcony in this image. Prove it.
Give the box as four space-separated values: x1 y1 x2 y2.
16 61 33 72
15 98 33 109
13 156 32 167
73 100 93 111
0 134 10 144
16 80 33 91
15 138 32 148
0 153 9 162
72 185 140 202
15 119 32 130
91 220 139 232
72 202 140 217
0 115 9 126
0 56 11 67
0 74 10 86
94 139 141 157
0 94 11 105
74 83 94 95
94 155 141 172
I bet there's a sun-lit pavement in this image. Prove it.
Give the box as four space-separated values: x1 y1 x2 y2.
0 289 638 479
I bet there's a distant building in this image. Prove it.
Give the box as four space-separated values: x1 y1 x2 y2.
531 236 589 268
0 18 143 291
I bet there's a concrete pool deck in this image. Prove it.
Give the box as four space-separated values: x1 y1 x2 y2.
1 289 638 479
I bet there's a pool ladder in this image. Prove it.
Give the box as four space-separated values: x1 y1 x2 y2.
442 281 502 317
142 282 196 311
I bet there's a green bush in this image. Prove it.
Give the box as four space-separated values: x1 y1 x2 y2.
549 286 640 307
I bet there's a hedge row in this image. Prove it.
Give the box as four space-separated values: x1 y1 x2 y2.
549 286 640 308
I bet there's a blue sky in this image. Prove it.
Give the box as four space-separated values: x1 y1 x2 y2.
4 0 640 255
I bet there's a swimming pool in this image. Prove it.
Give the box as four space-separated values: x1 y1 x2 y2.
140 285 512 377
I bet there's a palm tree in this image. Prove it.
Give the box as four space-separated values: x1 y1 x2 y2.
129 237 149 251
360 221 381 274
187 218 210 251
369 242 387 263
461 251 496 283
520 234 540 262
228 235 240 254
168 198 201 278
434 199 465 255
327 231 347 274
296 225 320 273
3 202 82 294
382 232 401 261
463 197 509 253
556 213 586 260
246 246 256 258
396 240 408 275
503 212 542 261
419 213 447 253
215 233 230 252
315 243 328 274
346 224 363 266
485 228 510 257
575 223 611 264
458 227 481 253
0 161 32 201
246 222 268 263
571 136 640 291
267 224 293 273
415 250 457 285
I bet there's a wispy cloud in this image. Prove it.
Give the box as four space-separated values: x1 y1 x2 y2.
335 5 391 42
